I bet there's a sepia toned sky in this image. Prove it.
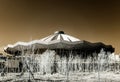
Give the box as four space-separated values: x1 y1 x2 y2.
0 0 120 53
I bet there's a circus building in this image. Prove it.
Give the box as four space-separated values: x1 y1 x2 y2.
2 31 118 82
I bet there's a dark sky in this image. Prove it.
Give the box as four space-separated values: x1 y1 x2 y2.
0 0 120 53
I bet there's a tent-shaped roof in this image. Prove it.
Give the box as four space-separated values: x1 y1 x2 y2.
40 31 80 42
4 31 115 55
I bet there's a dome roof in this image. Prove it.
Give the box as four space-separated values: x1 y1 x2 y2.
40 31 80 43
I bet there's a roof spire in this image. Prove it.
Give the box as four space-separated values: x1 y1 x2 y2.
54 31 65 34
